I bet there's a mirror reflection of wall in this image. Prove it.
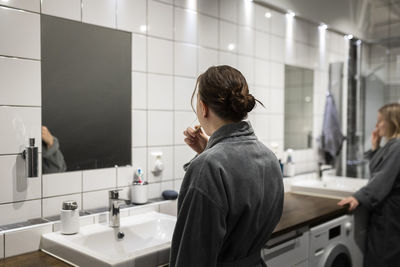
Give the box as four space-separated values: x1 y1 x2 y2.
41 15 132 174
284 65 314 150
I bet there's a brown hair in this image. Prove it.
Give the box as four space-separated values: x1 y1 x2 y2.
379 103 400 138
191 65 264 122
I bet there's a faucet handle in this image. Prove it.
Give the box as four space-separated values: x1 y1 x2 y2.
109 189 122 199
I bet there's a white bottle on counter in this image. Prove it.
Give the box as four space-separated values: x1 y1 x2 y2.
60 200 79 235
284 149 296 177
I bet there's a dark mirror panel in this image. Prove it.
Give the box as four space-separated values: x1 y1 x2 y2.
41 15 132 174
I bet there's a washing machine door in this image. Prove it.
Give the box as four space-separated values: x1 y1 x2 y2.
322 244 352 267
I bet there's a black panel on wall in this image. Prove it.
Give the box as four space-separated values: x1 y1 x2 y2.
41 15 132 172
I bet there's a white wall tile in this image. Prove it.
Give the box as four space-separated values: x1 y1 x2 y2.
254 114 269 140
0 155 41 204
0 57 40 106
41 0 81 21
161 180 174 191
0 0 39 12
132 147 148 181
174 77 196 111
174 0 196 10
270 114 284 140
219 21 237 52
82 0 116 28
147 146 173 182
0 200 41 226
270 35 285 63
255 5 270 32
0 7 40 59
238 55 255 85
82 190 109 210
254 86 268 114
132 34 147 72
270 10 286 37
157 0 173 4
0 106 41 154
238 26 254 56
219 0 237 23
198 47 218 74
148 74 173 110
148 37 173 75
219 52 237 68
269 89 284 114
255 31 270 60
270 62 284 88
42 193 81 217
255 59 269 87
148 182 162 198
197 0 218 17
174 7 197 44
42 171 82 198
0 233 3 259
198 14 218 49
237 0 254 27
82 168 116 192
5 224 53 257
117 165 134 187
174 43 197 77
148 0 173 39
117 0 146 33
174 178 183 191
132 110 147 147
174 111 196 145
159 200 177 216
132 72 147 109
148 111 173 146
174 145 195 179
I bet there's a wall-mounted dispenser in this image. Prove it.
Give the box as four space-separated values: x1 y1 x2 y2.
22 138 38 177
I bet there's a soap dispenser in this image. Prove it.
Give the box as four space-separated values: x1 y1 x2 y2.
284 149 296 177
130 168 148 204
61 200 79 235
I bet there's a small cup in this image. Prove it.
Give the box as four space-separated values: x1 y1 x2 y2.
131 182 148 204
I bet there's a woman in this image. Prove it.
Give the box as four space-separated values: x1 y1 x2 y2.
338 103 400 267
169 66 284 267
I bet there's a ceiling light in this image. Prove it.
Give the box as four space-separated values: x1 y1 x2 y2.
264 12 272 18
139 25 147 32
286 10 295 18
318 23 327 30
228 43 235 51
344 34 353 40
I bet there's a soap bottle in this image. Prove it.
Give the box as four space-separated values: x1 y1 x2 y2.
284 149 296 177
61 200 79 235
131 168 148 204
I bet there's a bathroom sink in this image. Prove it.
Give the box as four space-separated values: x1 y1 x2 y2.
290 176 368 199
41 212 176 267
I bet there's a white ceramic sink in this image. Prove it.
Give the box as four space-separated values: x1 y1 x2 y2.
41 212 176 267
290 175 368 199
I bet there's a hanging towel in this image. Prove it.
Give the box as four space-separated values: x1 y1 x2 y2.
319 93 345 164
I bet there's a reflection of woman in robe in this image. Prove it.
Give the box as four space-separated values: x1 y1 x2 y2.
42 126 67 174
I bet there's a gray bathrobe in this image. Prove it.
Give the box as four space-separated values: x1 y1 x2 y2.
353 138 400 267
170 121 284 267
42 137 67 174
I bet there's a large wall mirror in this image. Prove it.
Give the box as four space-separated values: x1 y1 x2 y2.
284 65 314 150
41 15 132 174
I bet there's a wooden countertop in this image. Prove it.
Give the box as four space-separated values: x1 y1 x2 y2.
1 192 348 266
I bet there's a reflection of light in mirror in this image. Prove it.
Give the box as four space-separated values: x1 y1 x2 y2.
305 96 312 102
318 23 327 31
140 25 147 32
285 12 294 61
187 0 197 10
264 12 272 18
228 43 236 51
286 10 295 18
344 34 353 40
318 23 326 68
356 40 362 46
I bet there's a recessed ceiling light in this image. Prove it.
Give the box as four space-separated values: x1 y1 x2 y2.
139 25 147 32
228 43 235 51
264 12 272 18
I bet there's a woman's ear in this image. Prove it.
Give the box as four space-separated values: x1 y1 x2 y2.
199 100 208 118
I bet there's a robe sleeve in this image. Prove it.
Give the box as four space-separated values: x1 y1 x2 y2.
354 142 400 209
169 187 227 267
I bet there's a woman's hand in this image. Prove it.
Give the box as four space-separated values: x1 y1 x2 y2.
42 126 54 148
183 126 208 154
337 197 359 211
371 128 381 151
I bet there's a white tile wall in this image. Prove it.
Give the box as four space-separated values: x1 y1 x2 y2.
132 34 147 72
238 26 255 56
198 14 218 49
0 106 41 154
132 110 147 146
0 6 40 59
148 111 174 146
198 47 218 74
174 7 197 44
174 43 198 77
0 57 41 106
132 72 147 109
174 77 196 111
4 224 53 257
82 168 116 192
0 155 41 204
147 146 173 182
0 200 41 226
220 0 237 23
42 171 82 197
255 31 270 60
117 0 146 33
117 166 134 187
148 0 173 39
0 0 40 12
41 0 81 21
174 145 195 179
219 21 237 52
0 233 3 259
42 193 81 217
197 0 218 17
82 190 110 210
174 111 195 145
148 74 173 110
148 37 173 75
82 0 116 28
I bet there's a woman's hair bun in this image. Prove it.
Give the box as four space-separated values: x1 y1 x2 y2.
230 92 256 116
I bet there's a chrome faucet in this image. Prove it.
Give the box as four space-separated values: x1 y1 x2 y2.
318 163 333 180
109 189 130 228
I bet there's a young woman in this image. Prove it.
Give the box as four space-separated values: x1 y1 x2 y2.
338 103 400 267
169 66 284 267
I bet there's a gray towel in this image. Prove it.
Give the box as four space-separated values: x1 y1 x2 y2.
320 93 345 162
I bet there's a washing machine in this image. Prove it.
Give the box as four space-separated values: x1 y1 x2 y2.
309 214 364 267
